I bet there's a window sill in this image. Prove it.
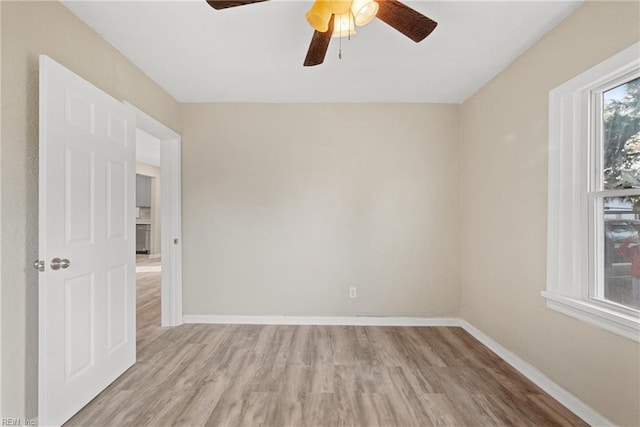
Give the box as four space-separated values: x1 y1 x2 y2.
541 291 640 342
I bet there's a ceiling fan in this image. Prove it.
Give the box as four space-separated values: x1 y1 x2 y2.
205 0 438 66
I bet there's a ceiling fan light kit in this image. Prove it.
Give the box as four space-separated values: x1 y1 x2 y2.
206 0 438 66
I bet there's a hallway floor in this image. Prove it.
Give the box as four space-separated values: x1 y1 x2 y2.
135 255 163 352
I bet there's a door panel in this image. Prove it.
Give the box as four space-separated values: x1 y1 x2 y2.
107 114 129 146
106 265 128 353
64 91 95 134
65 148 95 244
39 55 136 426
107 160 127 240
64 274 95 381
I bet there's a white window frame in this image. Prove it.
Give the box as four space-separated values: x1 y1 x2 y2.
544 41 640 342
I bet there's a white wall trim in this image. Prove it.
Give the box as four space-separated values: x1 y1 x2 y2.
542 291 639 342
183 315 462 327
460 321 614 427
125 102 183 327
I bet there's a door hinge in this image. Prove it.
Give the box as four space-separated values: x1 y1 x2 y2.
33 260 45 272
173 238 179 245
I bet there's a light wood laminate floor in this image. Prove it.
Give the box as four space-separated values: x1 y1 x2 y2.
65 257 587 426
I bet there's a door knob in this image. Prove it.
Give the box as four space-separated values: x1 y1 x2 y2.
33 260 45 272
51 258 71 270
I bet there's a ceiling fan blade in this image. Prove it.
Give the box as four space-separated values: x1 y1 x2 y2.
303 15 335 67
206 0 269 10
375 0 437 43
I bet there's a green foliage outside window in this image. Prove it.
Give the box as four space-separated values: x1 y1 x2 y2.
603 77 640 190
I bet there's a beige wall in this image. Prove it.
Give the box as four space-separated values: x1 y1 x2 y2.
136 162 162 256
460 1 640 425
181 103 461 317
0 1 180 418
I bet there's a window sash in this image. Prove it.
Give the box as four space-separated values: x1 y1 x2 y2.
588 192 640 316
589 68 640 193
588 72 640 313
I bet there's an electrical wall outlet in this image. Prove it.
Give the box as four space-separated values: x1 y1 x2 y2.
349 287 357 299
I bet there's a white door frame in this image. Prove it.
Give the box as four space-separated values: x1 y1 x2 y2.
126 103 183 327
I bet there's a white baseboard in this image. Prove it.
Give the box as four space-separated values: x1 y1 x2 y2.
181 314 612 426
182 314 462 327
460 321 613 427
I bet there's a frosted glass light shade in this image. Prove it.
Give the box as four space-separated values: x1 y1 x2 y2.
325 0 352 15
306 1 332 32
332 12 356 38
351 0 379 26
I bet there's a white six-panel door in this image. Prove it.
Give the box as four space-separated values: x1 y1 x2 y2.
38 56 136 426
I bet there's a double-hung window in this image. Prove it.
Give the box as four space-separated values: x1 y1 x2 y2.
545 42 640 341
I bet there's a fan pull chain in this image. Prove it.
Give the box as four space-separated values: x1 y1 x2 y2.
338 14 343 60
337 11 354 61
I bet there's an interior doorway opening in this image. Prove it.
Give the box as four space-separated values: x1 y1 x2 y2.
127 102 183 328
135 128 163 333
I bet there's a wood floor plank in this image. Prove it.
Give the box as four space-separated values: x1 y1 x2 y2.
204 393 244 427
331 325 358 367
172 377 231 426
359 392 405 427
63 256 589 427
471 394 529 427
302 393 341 426
420 393 468 427
384 366 435 427
236 392 279 427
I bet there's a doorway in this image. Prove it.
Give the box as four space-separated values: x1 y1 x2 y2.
127 103 183 328
135 129 163 341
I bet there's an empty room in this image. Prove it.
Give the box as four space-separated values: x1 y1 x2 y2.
1 0 639 426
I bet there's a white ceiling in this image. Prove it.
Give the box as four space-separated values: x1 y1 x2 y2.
62 0 582 103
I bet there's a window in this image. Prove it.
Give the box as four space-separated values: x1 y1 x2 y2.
593 77 640 311
545 42 640 342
